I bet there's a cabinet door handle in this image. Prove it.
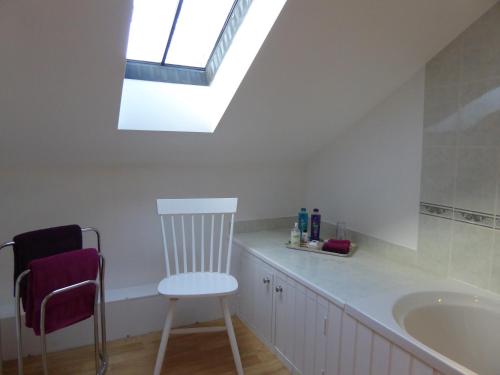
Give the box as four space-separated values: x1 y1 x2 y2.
323 316 328 335
262 277 270 284
275 286 283 293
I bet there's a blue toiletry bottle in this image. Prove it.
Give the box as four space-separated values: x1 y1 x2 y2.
310 208 321 241
298 208 308 235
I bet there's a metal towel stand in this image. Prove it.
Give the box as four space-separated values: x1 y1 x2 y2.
0 227 108 375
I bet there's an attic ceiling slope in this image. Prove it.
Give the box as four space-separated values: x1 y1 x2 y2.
0 0 496 167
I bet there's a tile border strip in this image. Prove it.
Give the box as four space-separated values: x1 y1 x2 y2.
420 201 497 229
419 202 453 220
453 208 495 228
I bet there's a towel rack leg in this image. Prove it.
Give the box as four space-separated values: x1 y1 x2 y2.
40 280 100 375
98 255 107 373
15 270 30 375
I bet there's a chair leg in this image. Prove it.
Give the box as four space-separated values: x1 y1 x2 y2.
221 297 244 375
153 299 177 375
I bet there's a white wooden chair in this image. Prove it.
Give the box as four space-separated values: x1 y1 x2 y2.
153 198 243 375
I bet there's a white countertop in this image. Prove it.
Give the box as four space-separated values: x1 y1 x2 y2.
235 229 443 306
234 229 500 375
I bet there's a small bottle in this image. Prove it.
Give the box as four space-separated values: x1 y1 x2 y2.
310 208 321 241
301 231 309 244
298 208 308 235
290 222 301 247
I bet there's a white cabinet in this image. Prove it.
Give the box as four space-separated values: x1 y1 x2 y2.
238 249 345 375
236 246 440 375
302 292 331 375
238 250 274 346
303 292 317 374
273 271 296 368
293 284 307 373
254 260 274 343
238 251 255 328
325 302 343 375
313 296 328 375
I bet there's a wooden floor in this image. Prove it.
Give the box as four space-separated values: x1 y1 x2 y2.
3 317 288 375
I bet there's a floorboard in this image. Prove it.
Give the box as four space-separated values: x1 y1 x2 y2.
3 317 289 374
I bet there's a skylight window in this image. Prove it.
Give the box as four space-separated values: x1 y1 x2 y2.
119 0 288 132
164 0 235 67
126 0 178 63
125 0 249 86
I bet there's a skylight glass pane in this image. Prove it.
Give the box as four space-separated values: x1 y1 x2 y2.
126 0 178 63
165 0 235 67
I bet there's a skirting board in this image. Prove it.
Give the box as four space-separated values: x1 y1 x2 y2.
0 293 236 361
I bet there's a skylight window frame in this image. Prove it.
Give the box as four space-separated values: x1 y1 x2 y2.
125 0 251 86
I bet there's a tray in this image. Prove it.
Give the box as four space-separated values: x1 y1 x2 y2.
285 241 356 257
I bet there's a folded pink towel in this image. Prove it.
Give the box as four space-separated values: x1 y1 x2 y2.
322 239 351 254
25 248 99 335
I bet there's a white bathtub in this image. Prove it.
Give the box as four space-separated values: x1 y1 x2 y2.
392 291 500 375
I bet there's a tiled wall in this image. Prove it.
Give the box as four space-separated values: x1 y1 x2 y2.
418 3 500 291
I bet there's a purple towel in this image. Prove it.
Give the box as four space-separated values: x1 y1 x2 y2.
322 239 351 254
13 224 82 306
25 248 99 336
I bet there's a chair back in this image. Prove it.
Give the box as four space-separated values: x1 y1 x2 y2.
157 198 238 277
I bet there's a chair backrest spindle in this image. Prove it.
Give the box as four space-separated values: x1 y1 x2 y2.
201 215 205 272
181 215 187 273
157 198 237 277
160 216 170 277
210 214 215 272
171 216 180 274
217 214 224 273
226 213 235 273
191 215 196 272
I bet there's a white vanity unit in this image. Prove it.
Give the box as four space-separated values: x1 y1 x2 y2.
234 230 498 375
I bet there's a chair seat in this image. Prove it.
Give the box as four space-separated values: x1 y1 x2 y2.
157 272 238 298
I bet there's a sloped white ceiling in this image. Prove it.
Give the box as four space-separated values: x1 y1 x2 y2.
0 0 496 167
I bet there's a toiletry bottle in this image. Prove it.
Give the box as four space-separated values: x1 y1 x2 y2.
291 222 301 247
298 208 308 235
310 208 321 241
301 231 308 244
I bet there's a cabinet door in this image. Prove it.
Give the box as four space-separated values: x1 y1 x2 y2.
238 252 255 328
314 297 328 375
325 303 343 375
253 259 274 344
303 292 317 375
293 284 307 374
273 272 295 366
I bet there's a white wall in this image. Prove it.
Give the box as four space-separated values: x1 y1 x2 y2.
0 164 304 303
305 70 424 250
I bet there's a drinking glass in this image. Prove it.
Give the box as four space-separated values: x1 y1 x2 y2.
336 222 348 240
